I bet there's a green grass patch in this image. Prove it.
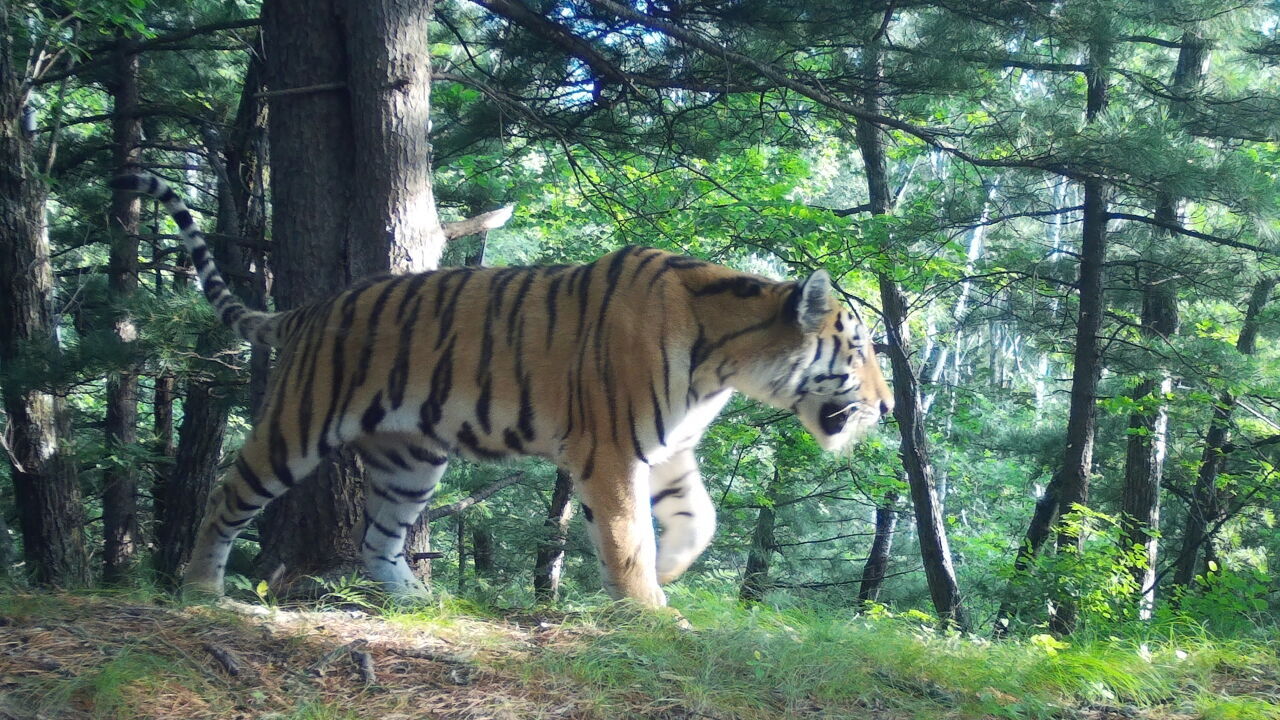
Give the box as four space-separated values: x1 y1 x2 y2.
508 588 1280 719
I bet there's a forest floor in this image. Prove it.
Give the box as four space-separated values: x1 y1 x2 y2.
0 590 1276 720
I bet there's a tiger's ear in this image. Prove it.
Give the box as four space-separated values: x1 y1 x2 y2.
785 270 832 333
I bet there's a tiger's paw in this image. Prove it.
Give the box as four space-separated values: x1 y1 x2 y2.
180 579 225 605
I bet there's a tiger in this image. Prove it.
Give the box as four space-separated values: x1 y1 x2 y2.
110 172 894 607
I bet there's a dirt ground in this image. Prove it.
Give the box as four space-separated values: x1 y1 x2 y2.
0 594 602 720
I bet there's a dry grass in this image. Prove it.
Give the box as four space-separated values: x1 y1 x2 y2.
0 593 595 720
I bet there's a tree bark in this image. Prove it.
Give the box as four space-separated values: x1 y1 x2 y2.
340 0 445 274
255 0 445 587
1172 278 1274 592
0 4 90 585
856 28 967 629
102 36 143 583
857 491 898 605
533 469 576 602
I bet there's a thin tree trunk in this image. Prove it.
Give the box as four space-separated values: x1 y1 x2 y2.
995 41 1111 637
456 515 467 594
154 46 269 582
1047 41 1112 636
102 37 143 583
856 28 967 629
153 374 176 459
1119 28 1206 620
1172 278 1275 592
0 4 90 585
857 491 898 605
533 469 575 602
740 472 779 603
1119 280 1176 618
472 526 495 576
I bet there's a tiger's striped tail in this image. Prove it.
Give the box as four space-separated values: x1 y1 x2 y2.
108 173 280 347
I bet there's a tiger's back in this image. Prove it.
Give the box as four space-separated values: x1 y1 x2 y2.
113 173 893 607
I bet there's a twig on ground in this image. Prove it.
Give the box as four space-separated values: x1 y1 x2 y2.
202 642 242 677
351 647 377 685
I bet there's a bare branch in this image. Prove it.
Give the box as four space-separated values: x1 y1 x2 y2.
443 206 515 239
423 473 524 521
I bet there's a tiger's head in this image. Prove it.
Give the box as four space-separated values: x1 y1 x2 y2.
736 270 895 452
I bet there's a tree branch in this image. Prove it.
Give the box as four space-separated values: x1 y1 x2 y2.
1108 212 1276 255
442 206 515 239
423 473 524 521
31 18 261 86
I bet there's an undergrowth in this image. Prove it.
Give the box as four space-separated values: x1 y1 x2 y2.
0 584 1276 720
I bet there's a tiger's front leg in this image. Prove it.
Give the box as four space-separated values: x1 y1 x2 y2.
575 458 666 607
650 448 716 585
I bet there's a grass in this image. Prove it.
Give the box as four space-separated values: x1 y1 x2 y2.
0 584 1276 719
510 588 1280 719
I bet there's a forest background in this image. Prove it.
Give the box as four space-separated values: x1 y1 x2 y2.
2 0 1280 717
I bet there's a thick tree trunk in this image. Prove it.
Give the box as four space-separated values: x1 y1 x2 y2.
256 0 444 586
340 0 445 273
0 6 90 585
1172 278 1274 592
154 47 269 582
857 491 898 605
102 38 143 583
856 33 966 629
533 469 576 602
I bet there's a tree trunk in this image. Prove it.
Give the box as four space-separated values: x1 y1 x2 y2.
155 329 235 581
1172 278 1274 592
472 526 495 576
256 0 444 586
1046 42 1111 636
153 373 176 459
154 46 269 582
456 515 467 594
102 37 143 583
1119 279 1176 618
340 0 446 274
1119 30 1205 619
993 42 1111 637
533 469 576 602
857 491 898 606
856 30 967 629
0 5 90 585
739 474 779 603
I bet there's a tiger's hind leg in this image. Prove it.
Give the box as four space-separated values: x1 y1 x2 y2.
184 425 323 597
650 449 716 585
356 437 448 595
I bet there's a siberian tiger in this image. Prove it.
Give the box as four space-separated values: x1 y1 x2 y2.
111 172 894 607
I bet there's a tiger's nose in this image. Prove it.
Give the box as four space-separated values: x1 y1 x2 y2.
879 399 893 418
